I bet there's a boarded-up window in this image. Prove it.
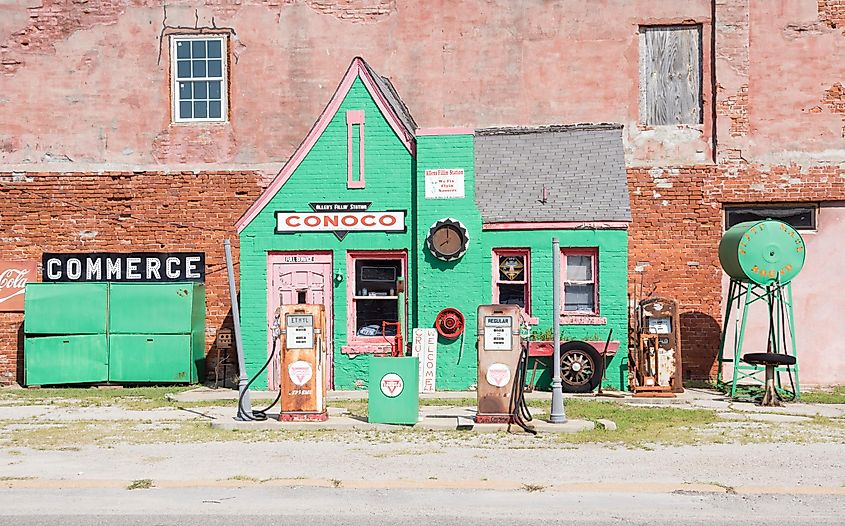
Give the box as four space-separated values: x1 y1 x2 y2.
639 25 702 126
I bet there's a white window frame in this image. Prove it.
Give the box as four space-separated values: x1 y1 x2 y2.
170 34 228 123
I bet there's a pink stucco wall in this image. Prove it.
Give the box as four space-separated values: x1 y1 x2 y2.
720 205 845 387
0 0 714 174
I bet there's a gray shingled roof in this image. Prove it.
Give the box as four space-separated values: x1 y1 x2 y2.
360 58 417 140
474 124 631 223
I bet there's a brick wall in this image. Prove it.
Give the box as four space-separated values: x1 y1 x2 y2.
0 170 262 384
629 162 845 380
819 0 845 28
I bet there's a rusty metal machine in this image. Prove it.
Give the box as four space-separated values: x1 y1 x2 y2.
278 304 327 421
475 304 533 432
633 297 683 397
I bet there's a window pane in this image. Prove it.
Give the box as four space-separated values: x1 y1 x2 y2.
566 255 592 282
207 39 222 58
177 60 191 79
209 101 221 119
498 255 525 282
356 299 398 335
209 81 221 99
207 59 222 77
725 206 816 230
564 284 595 312
192 40 206 58
192 60 206 78
178 82 191 100
175 41 190 59
179 101 192 119
355 259 401 296
193 101 207 118
193 81 208 99
498 283 525 308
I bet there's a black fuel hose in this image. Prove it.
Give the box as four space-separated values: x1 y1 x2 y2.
237 338 282 421
509 344 536 435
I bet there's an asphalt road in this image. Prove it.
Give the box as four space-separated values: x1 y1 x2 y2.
2 487 844 526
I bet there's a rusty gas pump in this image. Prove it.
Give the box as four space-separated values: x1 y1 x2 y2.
475 304 534 433
278 304 328 421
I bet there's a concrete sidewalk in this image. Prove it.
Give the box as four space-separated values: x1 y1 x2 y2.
171 385 845 432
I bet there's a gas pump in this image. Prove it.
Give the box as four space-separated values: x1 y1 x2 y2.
278 304 328 421
634 297 683 396
476 304 534 432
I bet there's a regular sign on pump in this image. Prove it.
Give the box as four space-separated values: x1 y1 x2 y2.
484 316 512 351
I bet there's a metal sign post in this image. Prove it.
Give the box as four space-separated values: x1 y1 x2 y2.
224 239 252 420
549 237 567 423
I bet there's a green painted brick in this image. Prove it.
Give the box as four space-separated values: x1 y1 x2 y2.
238 74 630 391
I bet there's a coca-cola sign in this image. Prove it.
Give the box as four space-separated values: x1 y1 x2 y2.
0 261 37 312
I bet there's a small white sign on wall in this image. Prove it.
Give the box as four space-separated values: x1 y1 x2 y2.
412 328 438 393
425 169 465 199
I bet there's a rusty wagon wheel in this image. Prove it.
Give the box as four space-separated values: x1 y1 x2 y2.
559 341 602 393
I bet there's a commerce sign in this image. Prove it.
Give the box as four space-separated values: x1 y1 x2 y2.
0 260 37 312
42 253 205 283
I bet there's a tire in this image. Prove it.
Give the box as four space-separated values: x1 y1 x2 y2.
559 341 602 393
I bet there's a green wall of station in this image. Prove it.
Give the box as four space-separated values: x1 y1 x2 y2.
239 72 630 391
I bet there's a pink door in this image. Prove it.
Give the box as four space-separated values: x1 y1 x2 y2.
268 253 333 390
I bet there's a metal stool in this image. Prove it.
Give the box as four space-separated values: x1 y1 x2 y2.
742 353 797 406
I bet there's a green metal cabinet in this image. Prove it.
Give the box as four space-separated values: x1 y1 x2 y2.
368 356 420 425
24 335 108 385
109 334 193 383
24 283 108 335
109 284 204 334
23 282 205 386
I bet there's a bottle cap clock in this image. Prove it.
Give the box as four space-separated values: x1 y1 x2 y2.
426 218 470 262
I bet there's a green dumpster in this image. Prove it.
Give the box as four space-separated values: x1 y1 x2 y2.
368 356 419 425
24 283 108 335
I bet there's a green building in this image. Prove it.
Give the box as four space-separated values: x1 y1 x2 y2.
236 57 631 392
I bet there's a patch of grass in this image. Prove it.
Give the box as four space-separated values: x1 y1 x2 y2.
0 476 35 481
800 386 845 404
0 386 194 410
552 399 717 446
521 483 546 493
227 475 260 482
330 478 342 488
127 479 153 490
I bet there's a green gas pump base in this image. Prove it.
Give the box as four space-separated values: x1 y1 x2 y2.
368 356 419 425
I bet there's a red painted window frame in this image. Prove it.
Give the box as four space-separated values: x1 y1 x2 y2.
345 250 408 350
560 247 599 317
492 248 531 315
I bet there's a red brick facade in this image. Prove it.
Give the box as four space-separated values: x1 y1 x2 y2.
0 171 262 384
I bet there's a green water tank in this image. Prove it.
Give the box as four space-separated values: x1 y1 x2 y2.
368 356 419 425
719 220 805 285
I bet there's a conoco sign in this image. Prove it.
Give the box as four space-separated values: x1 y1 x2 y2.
0 261 37 312
275 202 406 240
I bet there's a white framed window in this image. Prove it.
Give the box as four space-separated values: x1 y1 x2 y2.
171 35 228 123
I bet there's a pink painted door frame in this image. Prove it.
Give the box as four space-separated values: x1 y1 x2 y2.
267 252 333 390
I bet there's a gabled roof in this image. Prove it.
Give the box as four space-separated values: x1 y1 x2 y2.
474 124 631 224
236 57 417 233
